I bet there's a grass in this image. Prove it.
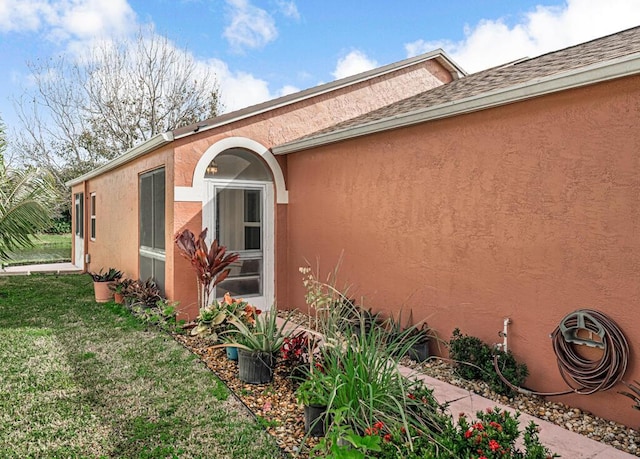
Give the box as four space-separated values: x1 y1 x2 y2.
0 274 283 458
3 233 72 266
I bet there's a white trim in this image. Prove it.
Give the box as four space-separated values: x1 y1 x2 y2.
66 51 461 189
65 132 174 187
89 192 96 241
175 136 289 204
273 53 640 155
139 246 166 261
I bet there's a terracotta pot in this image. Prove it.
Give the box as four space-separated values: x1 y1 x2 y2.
93 281 114 303
113 292 124 304
237 349 276 384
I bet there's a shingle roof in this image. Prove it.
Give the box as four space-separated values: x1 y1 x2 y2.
284 25 640 144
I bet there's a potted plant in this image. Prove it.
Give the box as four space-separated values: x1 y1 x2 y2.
174 228 239 309
384 311 433 362
109 278 133 304
405 323 432 362
296 373 333 436
89 268 123 303
190 293 261 360
224 305 294 384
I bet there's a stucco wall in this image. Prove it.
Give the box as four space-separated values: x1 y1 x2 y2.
169 58 454 316
283 75 640 427
74 148 173 283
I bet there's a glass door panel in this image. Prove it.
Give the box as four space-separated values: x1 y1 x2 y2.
214 186 263 298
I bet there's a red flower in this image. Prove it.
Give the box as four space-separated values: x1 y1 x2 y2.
383 434 392 443
489 439 501 452
489 421 502 431
408 393 416 400
465 428 473 439
478 456 488 459
364 427 374 436
373 421 384 430
473 422 484 430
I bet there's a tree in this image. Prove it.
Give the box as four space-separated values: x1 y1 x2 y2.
14 28 222 189
0 117 58 261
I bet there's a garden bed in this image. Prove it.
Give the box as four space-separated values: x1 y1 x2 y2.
174 316 639 458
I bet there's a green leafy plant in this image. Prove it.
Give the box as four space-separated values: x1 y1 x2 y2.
225 304 294 354
295 372 333 406
449 328 528 396
174 228 239 309
89 267 123 282
418 408 559 459
190 293 260 339
311 408 383 459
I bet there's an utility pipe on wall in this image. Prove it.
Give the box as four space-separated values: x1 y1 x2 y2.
496 318 511 353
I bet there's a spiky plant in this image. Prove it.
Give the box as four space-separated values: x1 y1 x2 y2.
174 228 239 309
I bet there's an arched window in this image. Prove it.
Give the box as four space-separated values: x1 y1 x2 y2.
205 148 272 182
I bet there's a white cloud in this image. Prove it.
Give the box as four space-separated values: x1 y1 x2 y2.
223 0 278 51
207 58 275 112
332 50 378 80
275 0 300 20
405 0 640 73
277 84 300 97
0 0 136 40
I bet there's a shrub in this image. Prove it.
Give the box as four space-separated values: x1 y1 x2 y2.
449 328 528 396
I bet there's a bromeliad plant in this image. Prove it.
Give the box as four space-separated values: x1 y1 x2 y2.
89 267 123 283
191 292 261 340
174 228 239 309
225 304 294 354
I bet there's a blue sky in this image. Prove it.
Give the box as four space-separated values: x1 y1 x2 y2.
1 0 640 134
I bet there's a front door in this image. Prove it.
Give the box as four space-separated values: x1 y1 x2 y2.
74 192 84 268
205 181 273 311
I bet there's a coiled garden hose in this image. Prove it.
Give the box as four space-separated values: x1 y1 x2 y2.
493 309 630 396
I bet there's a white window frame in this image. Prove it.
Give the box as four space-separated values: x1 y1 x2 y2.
89 193 96 241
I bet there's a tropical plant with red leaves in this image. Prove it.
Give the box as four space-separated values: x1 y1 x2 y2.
174 228 239 309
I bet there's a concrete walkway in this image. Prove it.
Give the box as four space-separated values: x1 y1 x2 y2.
282 320 635 458
397 366 635 458
0 262 82 276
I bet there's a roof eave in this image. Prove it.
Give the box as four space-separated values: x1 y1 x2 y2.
173 50 465 140
272 52 640 156
65 132 174 187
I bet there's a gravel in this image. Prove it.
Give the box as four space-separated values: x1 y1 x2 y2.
174 322 639 458
401 356 639 456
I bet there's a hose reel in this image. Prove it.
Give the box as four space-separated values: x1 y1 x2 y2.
495 308 630 396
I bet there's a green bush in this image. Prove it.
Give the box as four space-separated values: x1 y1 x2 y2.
449 328 528 396
44 218 71 234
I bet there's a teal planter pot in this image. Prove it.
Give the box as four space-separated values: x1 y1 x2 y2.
226 346 239 360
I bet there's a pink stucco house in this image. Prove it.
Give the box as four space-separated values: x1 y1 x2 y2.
68 27 640 427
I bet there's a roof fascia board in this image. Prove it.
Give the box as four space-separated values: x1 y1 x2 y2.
272 53 640 155
65 132 174 187
173 51 464 141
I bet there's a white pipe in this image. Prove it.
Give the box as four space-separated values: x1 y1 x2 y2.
501 318 511 352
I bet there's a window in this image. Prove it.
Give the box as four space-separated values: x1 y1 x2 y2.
139 168 165 292
90 193 96 240
74 193 84 238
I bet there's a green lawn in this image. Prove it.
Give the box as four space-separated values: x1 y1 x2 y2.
0 274 283 458
3 233 72 266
